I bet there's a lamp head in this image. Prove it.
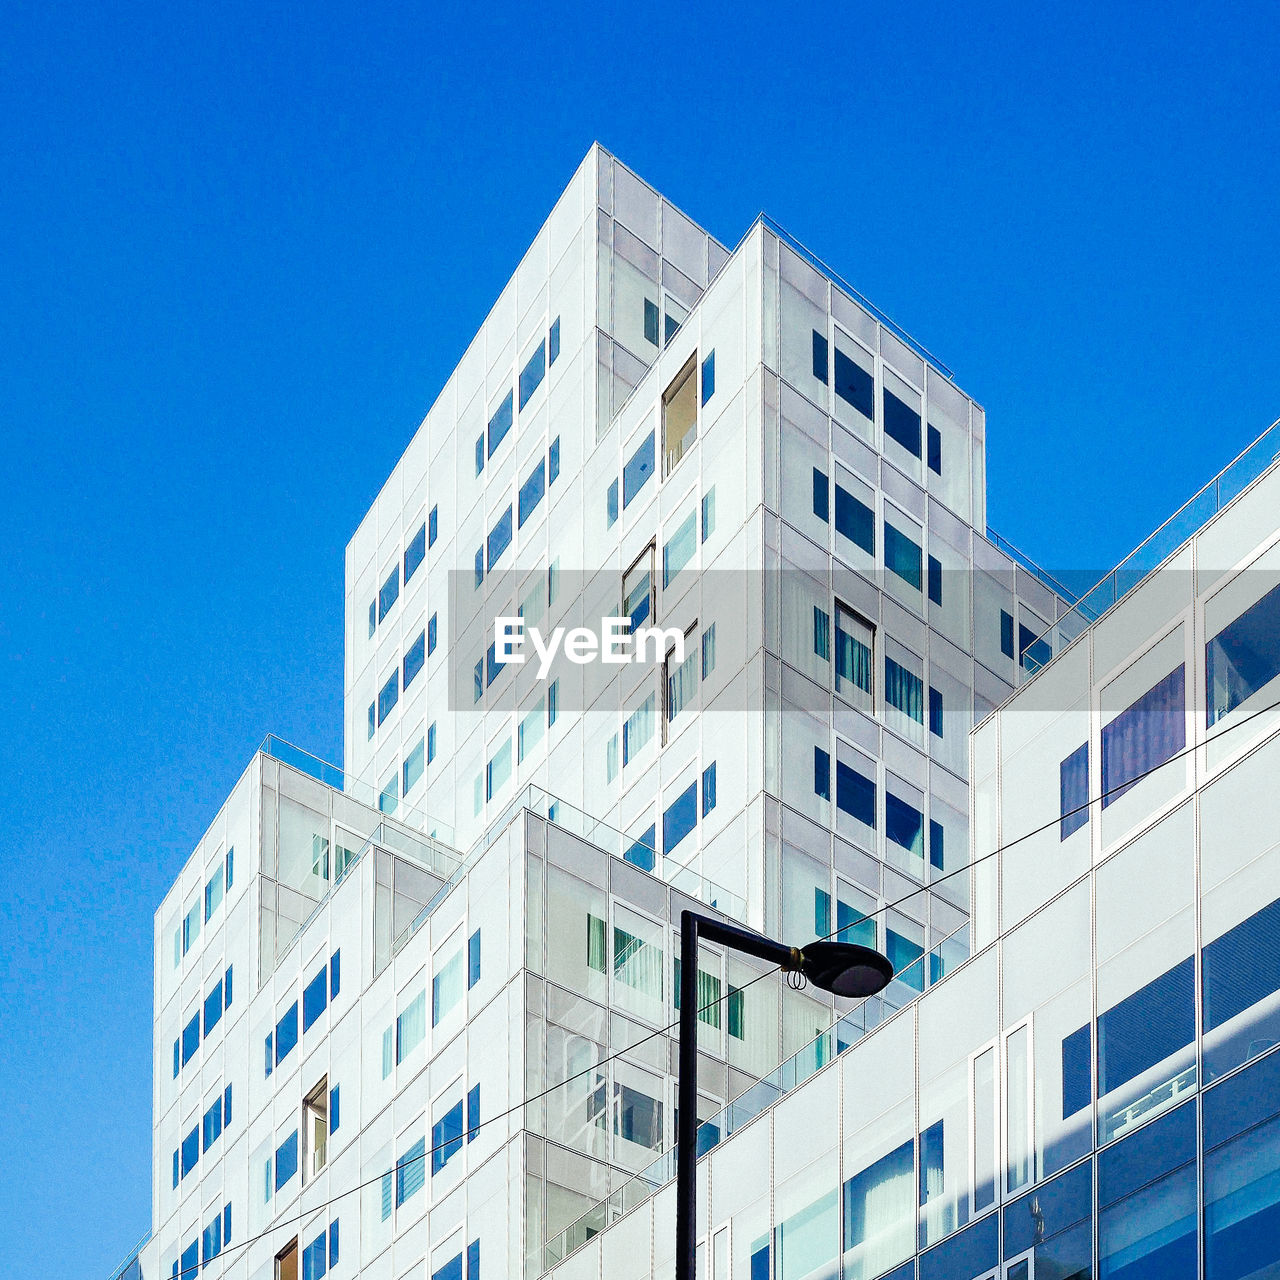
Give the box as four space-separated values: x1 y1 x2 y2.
799 941 894 998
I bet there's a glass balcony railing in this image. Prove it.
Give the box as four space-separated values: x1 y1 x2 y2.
260 734 456 846
390 784 747 960
542 921 970 1271
1021 415 1280 676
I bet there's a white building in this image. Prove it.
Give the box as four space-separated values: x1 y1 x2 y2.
116 144 1134 1280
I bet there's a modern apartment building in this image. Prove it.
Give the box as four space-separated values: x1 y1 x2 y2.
110 145 1280 1280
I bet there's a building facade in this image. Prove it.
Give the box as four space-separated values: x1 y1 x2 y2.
111 146 1280 1280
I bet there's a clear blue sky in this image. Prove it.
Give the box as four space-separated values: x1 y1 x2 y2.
2 0 1277 1272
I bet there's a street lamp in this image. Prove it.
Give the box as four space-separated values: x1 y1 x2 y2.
675 909 894 1280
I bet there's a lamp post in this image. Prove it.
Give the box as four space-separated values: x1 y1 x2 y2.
675 910 894 1280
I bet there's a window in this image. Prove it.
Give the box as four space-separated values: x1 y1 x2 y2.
812 329 829 383
836 759 875 826
623 430 656 507
549 435 561 482
927 555 943 606
813 467 830 521
303 1077 328 1182
623 692 656 765
1059 743 1089 839
368 600 376 638
398 1135 427 1202
423 613 436 657
404 630 425 689
549 316 561 364
487 389 513 457
486 738 512 800
467 1083 480 1141
182 1011 200 1065
431 1097 464 1175
275 1002 298 1065
1100 664 1186 807
701 487 716 542
367 702 375 740
662 355 698 474
606 478 619 528
548 678 559 726
927 424 942 475
405 523 426 583
1098 1102 1197 1279
1000 609 1015 659
404 737 425 794
303 967 327 1032
625 825 657 872
701 350 715 404
486 505 512 570
883 520 922 591
468 929 481 988
428 504 438 547
835 606 873 710
882 384 921 458
182 899 200 955
885 787 924 861
395 989 426 1063
702 622 717 679
1020 622 1051 670
814 746 831 801
225 847 233 890
813 606 831 660
1204 1049 1280 1279
702 761 717 816
377 669 399 726
664 781 698 855
1206 578 1280 726
663 511 697 587
301 1228 327 1280
644 297 660 346
665 296 688 344
834 483 873 553
203 977 223 1036
624 551 654 630
928 686 944 738
181 1124 199 1177
843 1140 914 1279
379 771 398 815
204 865 223 922
885 653 924 729
427 722 437 763
667 644 699 725
433 947 465 1025
274 1130 299 1191
834 343 874 420
519 340 545 409
378 565 400 622
519 457 546 526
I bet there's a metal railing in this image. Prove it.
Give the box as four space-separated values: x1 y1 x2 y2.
1022 415 1280 676
984 526 1080 608
543 921 970 1270
105 1230 149 1280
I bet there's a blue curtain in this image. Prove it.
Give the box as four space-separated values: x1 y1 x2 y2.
1101 665 1185 807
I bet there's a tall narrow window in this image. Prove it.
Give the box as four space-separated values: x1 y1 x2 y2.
303 1077 329 1183
487 390 514 457
404 523 426 583
813 468 830 522
378 565 400 622
518 340 546 410
812 330 829 383
662 356 698 475
701 350 715 405
624 430 656 507
835 606 873 711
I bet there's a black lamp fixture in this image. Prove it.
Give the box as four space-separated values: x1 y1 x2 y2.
674 910 894 1280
